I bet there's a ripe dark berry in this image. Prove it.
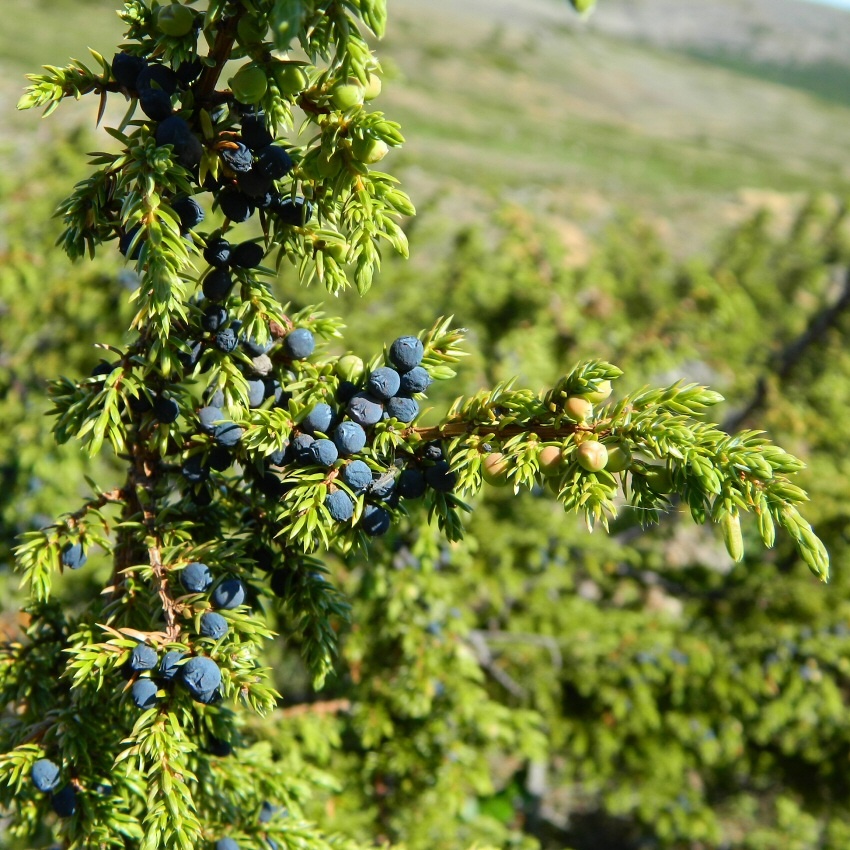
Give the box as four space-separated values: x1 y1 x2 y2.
231 241 265 269
200 611 229 639
243 335 273 357
139 87 173 121
119 225 143 259
397 468 426 499
361 504 391 536
389 336 424 372
31 759 61 793
267 445 288 466
241 111 275 151
178 339 203 372
181 561 213 593
386 396 419 423
129 644 158 672
309 438 339 467
337 380 359 404
270 569 289 598
347 393 384 427
176 59 203 85
368 473 396 501
424 442 443 461
171 195 204 231
50 785 77 817
181 656 222 702
237 168 274 198
256 145 293 180
339 460 370 492
259 801 280 823
61 542 87 570
255 188 279 210
220 142 254 174
218 188 255 223
325 490 354 522
291 433 315 463
204 238 232 268
112 52 146 89
208 445 233 471
302 403 334 435
199 406 223 434
202 305 228 332
212 578 246 609
203 268 233 301
128 391 153 414
216 839 239 850
272 196 313 226
208 735 233 757
215 327 239 353
213 421 244 447
425 460 457 492
264 379 284 405
137 63 179 95
284 328 315 359
153 395 180 423
159 650 185 680
155 116 203 168
367 367 401 401
131 678 158 710
399 366 432 395
247 379 265 408
333 421 367 455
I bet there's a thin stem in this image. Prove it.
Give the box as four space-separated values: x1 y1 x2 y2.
407 421 592 442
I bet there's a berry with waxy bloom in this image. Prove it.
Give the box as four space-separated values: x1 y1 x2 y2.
31 759 61 793
325 490 354 522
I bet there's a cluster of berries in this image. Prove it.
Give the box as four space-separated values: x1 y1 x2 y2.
121 565 244 710
249 334 457 536
481 381 633 485
110 48 313 262
30 759 77 818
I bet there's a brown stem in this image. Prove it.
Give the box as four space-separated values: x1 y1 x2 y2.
195 11 245 105
66 488 125 530
126 449 182 641
406 421 592 442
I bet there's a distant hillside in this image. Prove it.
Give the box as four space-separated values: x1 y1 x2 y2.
583 0 850 105
5 0 850 252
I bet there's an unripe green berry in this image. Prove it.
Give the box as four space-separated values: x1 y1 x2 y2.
229 64 268 105
482 452 510 486
331 82 365 111
352 137 389 164
364 73 382 100
576 440 608 472
337 354 364 384
273 63 308 96
580 380 612 404
570 0 596 11
538 445 563 476
564 396 592 423
644 466 672 493
156 3 195 37
316 153 343 178
324 240 348 263
237 15 267 46
604 444 632 473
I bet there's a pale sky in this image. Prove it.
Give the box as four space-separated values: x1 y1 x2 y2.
800 0 850 8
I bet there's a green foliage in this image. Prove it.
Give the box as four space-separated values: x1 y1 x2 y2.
0 1 845 850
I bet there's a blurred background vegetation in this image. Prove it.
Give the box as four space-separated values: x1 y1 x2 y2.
5 0 850 847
